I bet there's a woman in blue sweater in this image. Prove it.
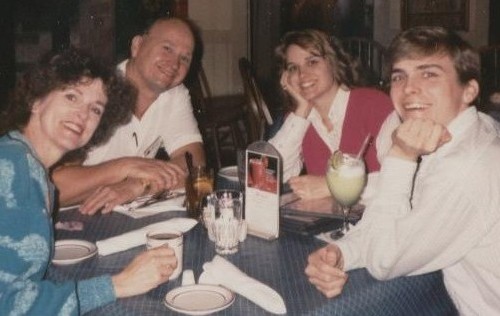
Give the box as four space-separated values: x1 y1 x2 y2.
0 48 178 314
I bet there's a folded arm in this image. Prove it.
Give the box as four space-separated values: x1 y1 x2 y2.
268 113 310 182
337 118 500 279
0 273 116 315
52 157 185 209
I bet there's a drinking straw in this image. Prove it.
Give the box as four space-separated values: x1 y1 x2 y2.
356 134 372 160
183 152 194 208
185 151 194 177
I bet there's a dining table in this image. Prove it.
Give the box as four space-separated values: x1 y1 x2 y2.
47 207 457 316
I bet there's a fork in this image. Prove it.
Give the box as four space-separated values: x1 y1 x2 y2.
127 190 185 211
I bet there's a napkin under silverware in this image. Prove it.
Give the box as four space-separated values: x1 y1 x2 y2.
113 190 186 219
96 218 197 256
199 255 287 315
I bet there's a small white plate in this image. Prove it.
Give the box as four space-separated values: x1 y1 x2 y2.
218 166 239 181
58 204 80 212
164 284 235 315
52 239 97 265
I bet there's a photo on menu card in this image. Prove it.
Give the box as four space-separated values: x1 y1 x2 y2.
245 149 280 240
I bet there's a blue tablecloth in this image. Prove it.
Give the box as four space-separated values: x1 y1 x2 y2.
47 210 457 315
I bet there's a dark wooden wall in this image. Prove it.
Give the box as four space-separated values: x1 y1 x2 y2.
0 0 79 111
0 0 15 111
490 0 500 45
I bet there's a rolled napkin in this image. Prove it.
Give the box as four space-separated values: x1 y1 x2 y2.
96 218 197 256
182 270 196 286
199 255 287 315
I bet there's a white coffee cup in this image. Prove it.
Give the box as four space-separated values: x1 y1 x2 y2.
146 229 183 280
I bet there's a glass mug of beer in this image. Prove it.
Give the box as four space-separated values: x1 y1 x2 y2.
185 166 214 220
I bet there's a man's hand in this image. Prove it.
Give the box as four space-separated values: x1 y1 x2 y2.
119 157 185 191
389 118 451 161
112 246 177 298
79 157 185 215
305 244 348 298
288 175 331 200
79 177 145 215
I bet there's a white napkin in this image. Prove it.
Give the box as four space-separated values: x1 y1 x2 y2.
199 255 287 315
96 218 197 256
113 191 186 219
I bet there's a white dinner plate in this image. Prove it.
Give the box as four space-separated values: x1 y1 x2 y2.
164 284 235 315
52 239 98 265
218 166 239 181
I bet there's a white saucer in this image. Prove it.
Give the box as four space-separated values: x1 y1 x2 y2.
58 204 80 212
52 239 98 265
218 166 239 181
164 284 235 315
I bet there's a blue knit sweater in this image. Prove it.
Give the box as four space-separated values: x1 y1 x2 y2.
0 131 115 315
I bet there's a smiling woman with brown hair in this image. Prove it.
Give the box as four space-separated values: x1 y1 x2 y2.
0 48 179 314
1 48 135 161
269 29 393 200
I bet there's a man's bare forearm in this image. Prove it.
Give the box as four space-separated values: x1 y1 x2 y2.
52 160 126 206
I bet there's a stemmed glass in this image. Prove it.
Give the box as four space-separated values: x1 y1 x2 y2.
326 151 366 240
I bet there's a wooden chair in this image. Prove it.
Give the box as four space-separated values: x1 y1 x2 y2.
188 66 246 170
238 57 274 144
341 37 387 89
479 45 500 110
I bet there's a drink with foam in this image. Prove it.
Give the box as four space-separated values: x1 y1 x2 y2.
326 155 366 206
326 151 366 239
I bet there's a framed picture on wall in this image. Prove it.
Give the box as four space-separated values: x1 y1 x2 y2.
401 0 469 31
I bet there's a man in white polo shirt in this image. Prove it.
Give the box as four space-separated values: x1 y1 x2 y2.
53 17 205 214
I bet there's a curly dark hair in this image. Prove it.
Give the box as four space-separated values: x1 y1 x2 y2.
0 48 136 159
275 29 361 111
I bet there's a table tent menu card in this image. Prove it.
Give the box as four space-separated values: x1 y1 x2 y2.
244 141 281 240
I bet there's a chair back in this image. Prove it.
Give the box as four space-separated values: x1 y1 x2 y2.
479 45 500 107
238 57 273 144
187 66 212 116
341 37 386 89
186 65 247 169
